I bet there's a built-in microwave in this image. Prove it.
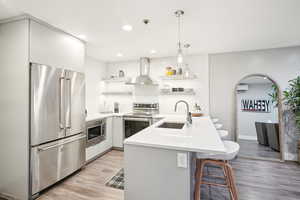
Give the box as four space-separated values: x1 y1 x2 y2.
86 119 106 147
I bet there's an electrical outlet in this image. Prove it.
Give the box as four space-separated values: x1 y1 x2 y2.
177 153 188 168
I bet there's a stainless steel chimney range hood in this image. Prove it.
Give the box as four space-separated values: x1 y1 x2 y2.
126 57 158 86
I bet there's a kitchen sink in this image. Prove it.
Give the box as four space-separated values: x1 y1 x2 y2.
157 122 185 129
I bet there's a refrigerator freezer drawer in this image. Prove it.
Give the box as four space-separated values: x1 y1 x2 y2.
31 134 86 195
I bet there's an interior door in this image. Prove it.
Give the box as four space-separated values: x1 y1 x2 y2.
65 70 85 136
30 63 65 146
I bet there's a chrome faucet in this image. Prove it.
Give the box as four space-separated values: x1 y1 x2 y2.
174 100 192 126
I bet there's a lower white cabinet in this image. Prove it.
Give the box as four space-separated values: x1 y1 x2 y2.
112 116 124 148
106 117 113 147
86 116 124 161
86 117 113 161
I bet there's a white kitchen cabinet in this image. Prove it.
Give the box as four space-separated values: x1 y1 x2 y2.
86 117 113 161
29 20 85 72
113 116 124 148
0 19 30 200
106 117 113 147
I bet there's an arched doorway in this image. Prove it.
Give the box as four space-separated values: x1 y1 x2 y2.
234 74 284 161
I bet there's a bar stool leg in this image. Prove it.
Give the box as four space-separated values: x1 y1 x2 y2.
194 159 206 200
194 159 201 200
226 163 239 200
224 163 235 200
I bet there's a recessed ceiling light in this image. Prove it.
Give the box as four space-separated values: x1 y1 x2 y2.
150 50 157 54
117 53 123 57
77 34 87 40
122 24 133 32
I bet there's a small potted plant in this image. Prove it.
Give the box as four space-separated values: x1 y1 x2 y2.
269 84 279 107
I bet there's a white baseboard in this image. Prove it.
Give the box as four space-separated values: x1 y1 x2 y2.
238 135 257 141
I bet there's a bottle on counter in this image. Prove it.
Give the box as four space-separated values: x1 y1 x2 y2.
184 64 191 78
178 67 183 75
192 103 203 117
114 102 119 113
165 66 173 76
118 70 125 77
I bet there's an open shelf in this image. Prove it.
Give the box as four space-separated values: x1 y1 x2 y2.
159 74 197 81
102 77 131 83
160 90 196 96
101 92 133 95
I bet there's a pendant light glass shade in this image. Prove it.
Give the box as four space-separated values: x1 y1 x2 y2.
175 10 184 66
177 44 183 64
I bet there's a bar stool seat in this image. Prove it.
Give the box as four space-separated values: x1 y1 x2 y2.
194 141 240 200
214 123 223 130
212 118 219 123
218 129 229 139
196 141 239 160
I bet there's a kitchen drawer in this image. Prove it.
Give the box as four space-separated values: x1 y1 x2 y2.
31 134 86 195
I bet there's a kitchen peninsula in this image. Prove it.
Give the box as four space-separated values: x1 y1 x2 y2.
124 115 225 200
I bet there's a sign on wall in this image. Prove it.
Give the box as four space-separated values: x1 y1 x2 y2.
241 99 270 113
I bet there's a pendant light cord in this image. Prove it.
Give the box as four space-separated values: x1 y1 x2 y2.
177 13 181 48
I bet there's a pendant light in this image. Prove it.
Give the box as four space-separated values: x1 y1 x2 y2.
175 10 184 66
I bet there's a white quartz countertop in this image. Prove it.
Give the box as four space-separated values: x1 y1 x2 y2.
86 112 164 122
86 112 124 122
124 115 226 153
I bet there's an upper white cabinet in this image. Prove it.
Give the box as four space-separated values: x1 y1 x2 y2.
29 20 85 72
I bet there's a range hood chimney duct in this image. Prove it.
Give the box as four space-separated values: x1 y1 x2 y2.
126 57 157 86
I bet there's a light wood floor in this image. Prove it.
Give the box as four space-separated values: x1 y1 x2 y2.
38 150 300 200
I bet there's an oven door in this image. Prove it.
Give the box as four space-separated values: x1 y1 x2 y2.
124 117 151 139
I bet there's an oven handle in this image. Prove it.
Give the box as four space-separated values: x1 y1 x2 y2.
124 117 152 122
37 135 86 152
87 123 105 130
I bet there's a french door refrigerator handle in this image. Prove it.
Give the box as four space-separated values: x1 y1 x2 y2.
59 77 65 129
66 78 72 129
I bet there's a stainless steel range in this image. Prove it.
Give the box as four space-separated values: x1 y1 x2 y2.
123 103 161 139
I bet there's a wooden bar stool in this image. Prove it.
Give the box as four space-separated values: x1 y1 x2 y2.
194 141 240 200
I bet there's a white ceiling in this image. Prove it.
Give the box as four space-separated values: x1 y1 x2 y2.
1 0 300 62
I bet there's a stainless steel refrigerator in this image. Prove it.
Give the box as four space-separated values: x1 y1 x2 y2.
30 63 86 196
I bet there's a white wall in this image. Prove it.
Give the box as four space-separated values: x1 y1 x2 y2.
209 46 300 160
237 83 278 140
104 55 209 115
85 57 107 114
